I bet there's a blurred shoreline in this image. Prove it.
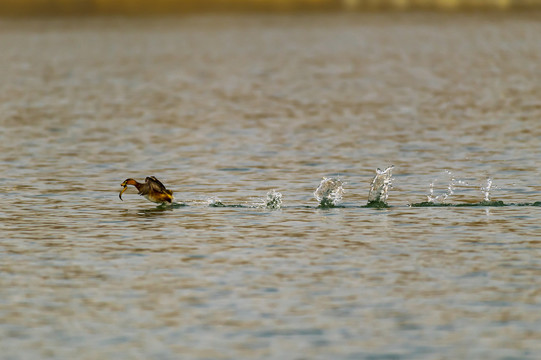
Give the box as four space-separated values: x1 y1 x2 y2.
1 0 541 17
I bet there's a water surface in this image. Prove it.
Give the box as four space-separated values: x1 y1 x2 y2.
1 13 541 359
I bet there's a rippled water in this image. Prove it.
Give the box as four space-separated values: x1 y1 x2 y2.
1 14 541 359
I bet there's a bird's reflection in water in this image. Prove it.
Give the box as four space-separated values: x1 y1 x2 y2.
135 203 187 217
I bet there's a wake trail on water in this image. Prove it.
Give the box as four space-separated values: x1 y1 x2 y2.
131 167 541 210
201 190 283 209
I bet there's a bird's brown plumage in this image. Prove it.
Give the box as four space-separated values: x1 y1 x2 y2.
119 176 173 204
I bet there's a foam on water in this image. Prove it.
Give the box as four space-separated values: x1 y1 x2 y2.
314 177 344 207
367 165 393 206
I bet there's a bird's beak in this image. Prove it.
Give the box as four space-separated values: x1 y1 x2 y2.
119 185 127 201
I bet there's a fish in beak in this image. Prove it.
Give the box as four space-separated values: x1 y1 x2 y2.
119 184 128 201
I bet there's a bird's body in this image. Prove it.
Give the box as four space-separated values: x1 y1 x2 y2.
119 176 174 204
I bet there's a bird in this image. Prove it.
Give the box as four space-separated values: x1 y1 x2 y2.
119 176 174 204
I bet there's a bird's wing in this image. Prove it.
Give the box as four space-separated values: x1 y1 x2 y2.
146 176 168 192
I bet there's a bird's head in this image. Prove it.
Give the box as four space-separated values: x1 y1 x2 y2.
121 178 136 187
119 178 136 200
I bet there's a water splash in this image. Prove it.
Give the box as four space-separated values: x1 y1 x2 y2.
481 177 493 202
162 201 187 208
264 190 282 209
413 175 506 207
426 170 468 204
254 190 283 209
427 180 453 203
367 165 393 205
314 177 344 207
207 197 226 207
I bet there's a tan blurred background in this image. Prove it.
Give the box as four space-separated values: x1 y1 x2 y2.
1 0 540 16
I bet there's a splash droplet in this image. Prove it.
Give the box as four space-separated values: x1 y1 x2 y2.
481 177 493 202
426 170 462 204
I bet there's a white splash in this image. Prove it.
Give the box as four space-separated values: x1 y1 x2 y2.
427 180 454 203
426 170 467 203
368 165 394 203
314 177 344 207
263 190 282 209
206 197 225 207
481 177 493 202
